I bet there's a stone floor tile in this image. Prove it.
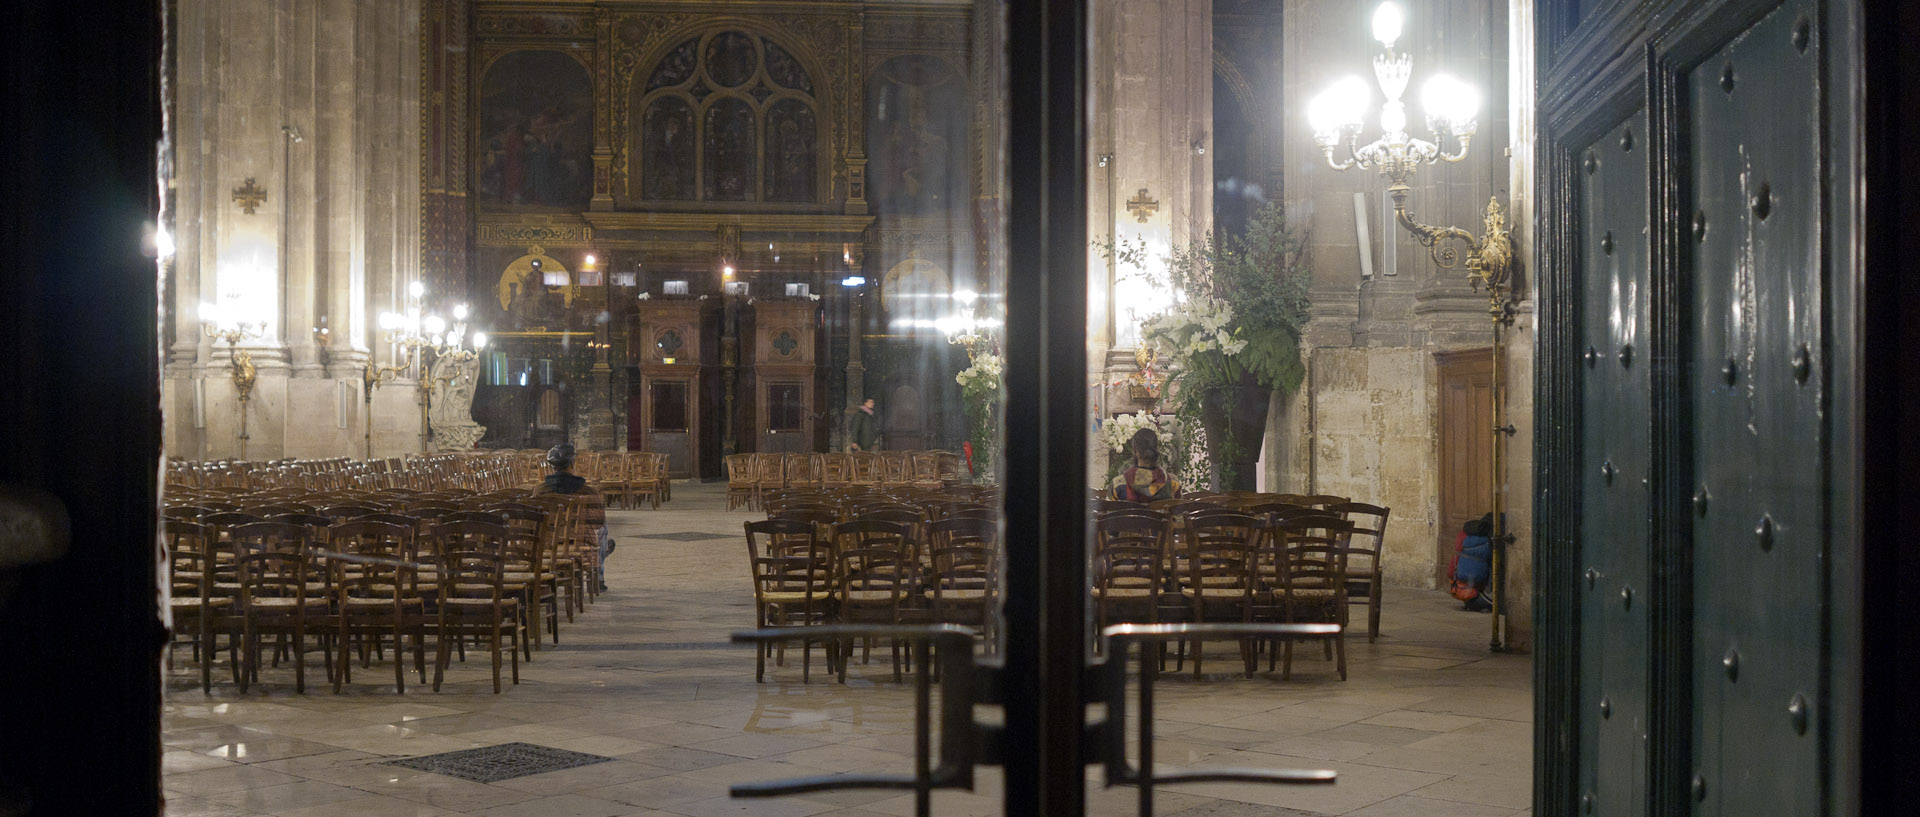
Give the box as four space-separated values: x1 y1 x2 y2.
266 794 464 817
161 793 266 817
1410 776 1535 810
164 764 304 797
1344 793 1523 816
665 794 839 817
468 792 637 817
201 780 365 812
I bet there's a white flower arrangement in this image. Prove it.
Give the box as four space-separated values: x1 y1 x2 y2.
954 352 1003 393
1098 411 1172 453
1140 297 1248 366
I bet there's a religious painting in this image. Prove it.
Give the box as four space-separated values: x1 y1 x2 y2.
765 99 817 202
494 252 575 330
704 98 756 201
477 50 593 210
867 56 968 215
642 97 696 200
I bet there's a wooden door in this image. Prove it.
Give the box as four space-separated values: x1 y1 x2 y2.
1436 349 1494 586
1536 1 1859 814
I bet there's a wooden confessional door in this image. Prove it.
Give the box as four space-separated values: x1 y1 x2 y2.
753 302 817 454
1436 349 1494 586
637 302 701 478
1536 1 1853 815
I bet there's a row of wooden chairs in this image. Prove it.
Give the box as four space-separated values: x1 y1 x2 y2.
164 490 606 694
746 513 1000 684
726 451 972 510
1092 508 1362 679
575 451 671 509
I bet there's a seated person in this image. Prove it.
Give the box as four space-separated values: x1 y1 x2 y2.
1110 428 1181 502
534 443 613 591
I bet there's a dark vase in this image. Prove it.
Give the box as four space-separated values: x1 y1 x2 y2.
1198 379 1272 491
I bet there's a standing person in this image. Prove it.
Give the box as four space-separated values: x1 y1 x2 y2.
533 443 614 592
1110 428 1181 502
847 397 880 453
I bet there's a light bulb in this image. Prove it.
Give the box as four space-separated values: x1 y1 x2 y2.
954 289 979 305
423 315 447 336
408 280 425 298
1372 2 1404 48
1421 74 1475 128
722 265 735 279
472 332 488 350
453 303 469 321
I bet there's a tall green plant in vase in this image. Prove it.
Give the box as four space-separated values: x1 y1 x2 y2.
1103 202 1311 491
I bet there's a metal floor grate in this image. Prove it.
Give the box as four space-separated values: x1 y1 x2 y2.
384 742 615 783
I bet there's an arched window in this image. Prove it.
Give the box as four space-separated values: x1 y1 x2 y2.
636 31 820 203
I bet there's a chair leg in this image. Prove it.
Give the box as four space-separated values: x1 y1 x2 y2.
393 622 406 693
1368 586 1383 643
1335 631 1347 681
490 616 503 694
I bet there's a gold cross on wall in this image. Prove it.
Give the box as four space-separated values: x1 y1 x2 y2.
232 177 267 215
1126 188 1159 223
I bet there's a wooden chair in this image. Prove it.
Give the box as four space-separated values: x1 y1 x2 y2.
849 452 880 486
818 453 852 488
752 453 787 508
784 453 819 491
166 520 235 693
428 521 523 693
908 451 943 490
651 452 672 503
878 452 911 488
745 519 836 682
326 520 426 693
1176 511 1262 677
230 522 329 693
1328 502 1391 642
724 454 757 510
925 516 999 641
1265 516 1354 680
627 452 661 510
831 519 919 682
1091 512 1171 660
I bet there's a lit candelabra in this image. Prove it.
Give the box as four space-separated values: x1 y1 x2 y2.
1308 2 1513 320
364 280 488 455
1307 3 1518 652
199 302 265 459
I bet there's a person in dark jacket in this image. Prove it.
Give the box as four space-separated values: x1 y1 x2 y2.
847 397 880 453
534 443 613 591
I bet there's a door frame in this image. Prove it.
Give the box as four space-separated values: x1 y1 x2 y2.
1435 347 1495 588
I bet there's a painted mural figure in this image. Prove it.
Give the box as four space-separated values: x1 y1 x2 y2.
478 50 593 209
868 56 964 214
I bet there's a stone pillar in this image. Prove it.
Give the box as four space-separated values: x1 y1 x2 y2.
1086 0 1214 486
167 0 422 462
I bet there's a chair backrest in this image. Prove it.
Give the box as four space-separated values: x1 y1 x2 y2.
744 519 833 611
818 453 852 486
318 504 383 521
783 453 815 486
1326 501 1389 566
909 451 941 483
164 520 217 597
1091 513 1166 593
878 452 911 484
327 520 418 599
725 454 755 486
1272 517 1355 596
849 452 879 484
832 519 915 600
425 519 512 561
751 453 786 487
229 521 316 559
926 516 998 592
1180 512 1262 595
1296 494 1351 508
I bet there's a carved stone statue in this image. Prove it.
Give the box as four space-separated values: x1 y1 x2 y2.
428 354 488 451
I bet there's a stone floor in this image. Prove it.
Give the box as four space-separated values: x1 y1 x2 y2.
161 483 1533 817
